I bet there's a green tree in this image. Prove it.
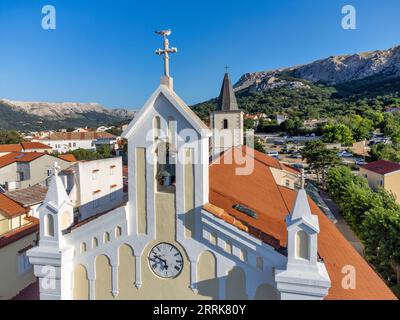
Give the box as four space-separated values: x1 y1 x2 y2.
363 204 400 285
280 117 303 136
322 124 354 145
300 140 340 187
370 143 400 162
0 130 22 144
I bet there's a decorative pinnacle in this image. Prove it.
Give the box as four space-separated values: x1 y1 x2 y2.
53 161 61 176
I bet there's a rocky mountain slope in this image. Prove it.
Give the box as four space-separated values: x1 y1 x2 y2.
192 45 400 121
0 99 136 131
235 45 400 93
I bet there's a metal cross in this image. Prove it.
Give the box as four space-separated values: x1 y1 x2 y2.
155 29 178 78
225 65 230 73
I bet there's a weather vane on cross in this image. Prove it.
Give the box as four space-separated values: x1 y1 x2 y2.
155 29 178 78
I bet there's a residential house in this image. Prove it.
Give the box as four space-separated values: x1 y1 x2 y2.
35 132 118 153
360 160 400 204
0 152 71 191
59 157 124 221
0 193 39 300
3 185 48 219
0 142 52 157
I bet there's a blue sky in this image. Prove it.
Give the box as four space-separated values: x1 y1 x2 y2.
0 0 399 109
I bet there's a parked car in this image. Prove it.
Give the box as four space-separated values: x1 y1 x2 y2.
337 151 353 158
291 163 304 170
355 158 366 166
291 152 302 159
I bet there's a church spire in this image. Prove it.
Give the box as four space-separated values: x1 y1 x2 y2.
216 71 238 111
43 162 70 211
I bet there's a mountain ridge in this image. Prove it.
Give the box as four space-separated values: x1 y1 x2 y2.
0 99 136 131
234 45 400 93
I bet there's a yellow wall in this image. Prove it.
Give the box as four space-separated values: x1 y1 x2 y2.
360 168 400 204
95 255 113 300
136 148 147 234
0 231 38 300
225 266 248 300
184 148 195 238
0 214 9 235
384 173 400 204
197 251 219 299
73 264 89 300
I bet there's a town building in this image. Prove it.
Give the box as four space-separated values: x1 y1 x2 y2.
0 193 39 300
360 160 400 204
59 157 124 221
0 142 52 157
3 185 48 219
26 32 396 300
35 132 118 153
0 153 71 191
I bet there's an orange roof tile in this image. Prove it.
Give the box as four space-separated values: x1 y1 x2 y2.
58 154 77 162
0 144 22 152
21 142 52 150
0 193 28 218
0 152 46 168
208 146 397 300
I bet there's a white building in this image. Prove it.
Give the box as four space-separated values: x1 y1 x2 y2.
36 132 118 153
59 157 124 221
26 32 396 301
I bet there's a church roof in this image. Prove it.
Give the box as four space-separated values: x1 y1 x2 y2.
216 73 239 111
206 146 397 300
123 85 211 139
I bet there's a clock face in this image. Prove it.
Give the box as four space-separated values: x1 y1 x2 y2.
148 242 183 278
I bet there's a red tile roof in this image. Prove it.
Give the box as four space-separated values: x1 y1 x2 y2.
362 160 400 175
40 132 116 141
21 142 52 150
0 152 46 168
58 154 77 162
0 142 51 153
0 144 22 152
207 146 397 300
0 193 28 218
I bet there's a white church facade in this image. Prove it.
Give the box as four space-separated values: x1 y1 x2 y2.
26 31 397 300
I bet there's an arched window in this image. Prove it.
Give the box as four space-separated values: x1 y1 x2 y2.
295 230 310 260
44 214 54 237
223 119 229 129
103 232 110 243
92 237 98 248
115 226 122 238
153 116 161 140
80 242 87 254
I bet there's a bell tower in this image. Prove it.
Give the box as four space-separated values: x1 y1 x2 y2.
210 70 244 157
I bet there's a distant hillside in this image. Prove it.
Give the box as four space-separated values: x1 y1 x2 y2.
0 99 136 131
192 45 400 120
